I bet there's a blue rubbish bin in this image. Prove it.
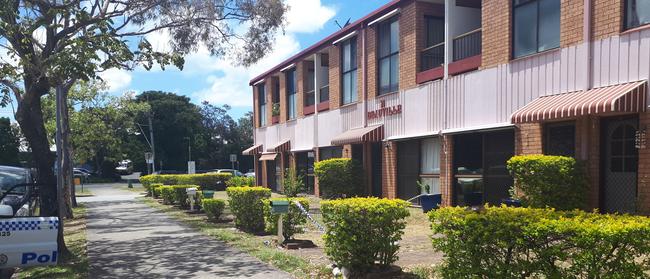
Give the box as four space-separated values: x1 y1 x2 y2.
420 194 442 213
501 198 522 207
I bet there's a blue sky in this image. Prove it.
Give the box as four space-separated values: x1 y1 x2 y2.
95 0 388 120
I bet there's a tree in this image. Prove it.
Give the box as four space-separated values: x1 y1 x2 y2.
0 117 19 166
0 0 286 253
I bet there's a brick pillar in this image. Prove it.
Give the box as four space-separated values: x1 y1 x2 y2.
253 155 261 186
575 116 601 210
342 144 353 158
638 112 650 215
515 123 543 155
314 147 320 197
261 161 269 188
382 141 397 199
440 135 454 206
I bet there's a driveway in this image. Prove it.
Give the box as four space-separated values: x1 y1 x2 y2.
81 184 289 278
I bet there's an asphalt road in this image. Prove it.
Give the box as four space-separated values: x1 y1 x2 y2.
80 184 289 278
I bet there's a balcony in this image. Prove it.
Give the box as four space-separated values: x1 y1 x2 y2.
304 90 315 115
271 103 280 124
318 85 330 111
417 42 444 84
449 28 481 75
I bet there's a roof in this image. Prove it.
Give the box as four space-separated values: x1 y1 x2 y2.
248 0 404 85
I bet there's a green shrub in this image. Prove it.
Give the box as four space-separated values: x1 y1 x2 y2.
314 158 364 199
202 198 226 220
225 176 255 187
171 185 200 208
429 206 650 279
160 186 175 204
139 173 231 191
226 186 272 233
263 197 309 239
151 183 163 198
507 155 588 210
282 168 304 197
153 186 162 198
321 197 410 273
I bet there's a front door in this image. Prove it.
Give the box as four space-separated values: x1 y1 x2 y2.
602 117 638 213
371 143 383 197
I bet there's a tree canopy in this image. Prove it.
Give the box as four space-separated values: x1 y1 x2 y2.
0 117 20 166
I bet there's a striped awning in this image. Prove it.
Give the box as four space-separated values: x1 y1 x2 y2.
242 144 263 155
267 140 291 153
511 81 647 123
258 153 278 161
331 125 384 146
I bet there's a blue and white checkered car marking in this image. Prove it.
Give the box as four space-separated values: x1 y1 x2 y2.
0 220 58 231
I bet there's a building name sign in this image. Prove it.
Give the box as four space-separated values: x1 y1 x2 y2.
367 100 402 120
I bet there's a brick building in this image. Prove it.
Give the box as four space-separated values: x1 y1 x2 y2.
243 0 650 214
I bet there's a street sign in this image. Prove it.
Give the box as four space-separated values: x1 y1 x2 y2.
145 152 153 164
188 161 195 174
230 154 237 163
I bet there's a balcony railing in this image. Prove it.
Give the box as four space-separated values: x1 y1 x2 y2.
304 90 315 106
421 42 445 72
453 29 482 62
319 85 329 103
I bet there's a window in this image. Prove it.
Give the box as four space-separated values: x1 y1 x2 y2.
422 16 445 71
420 138 441 195
544 122 575 157
319 146 342 160
305 67 315 107
257 83 266 126
626 0 650 29
378 17 400 95
513 0 560 58
341 38 358 105
286 68 296 119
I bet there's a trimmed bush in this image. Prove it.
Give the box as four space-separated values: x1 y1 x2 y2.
321 197 410 273
225 176 255 187
171 185 200 208
160 186 175 204
226 186 271 233
139 173 231 191
263 197 309 239
202 198 226 220
507 155 588 210
429 206 650 279
314 158 364 199
151 183 163 198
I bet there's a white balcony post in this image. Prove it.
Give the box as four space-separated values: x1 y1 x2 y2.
444 0 453 79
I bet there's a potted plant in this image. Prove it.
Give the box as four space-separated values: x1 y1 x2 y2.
417 180 440 213
272 103 280 123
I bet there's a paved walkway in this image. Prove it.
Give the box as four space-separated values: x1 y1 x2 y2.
81 184 289 278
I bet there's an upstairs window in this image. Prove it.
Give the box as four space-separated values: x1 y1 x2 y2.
257 83 266 126
513 0 560 58
422 16 445 71
341 37 358 105
285 68 297 119
378 17 400 95
626 0 650 29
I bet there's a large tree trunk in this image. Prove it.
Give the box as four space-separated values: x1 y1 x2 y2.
60 85 74 216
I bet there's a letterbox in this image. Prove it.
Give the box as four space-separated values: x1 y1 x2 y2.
270 200 290 214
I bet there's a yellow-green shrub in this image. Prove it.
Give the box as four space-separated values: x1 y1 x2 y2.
139 173 231 191
171 185 200 208
314 158 364 199
263 197 309 239
321 197 410 273
202 198 226 220
429 206 650 278
507 155 588 210
159 186 175 204
226 186 271 233
151 183 163 198
225 176 255 187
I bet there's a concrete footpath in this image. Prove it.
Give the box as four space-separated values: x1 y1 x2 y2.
80 184 289 278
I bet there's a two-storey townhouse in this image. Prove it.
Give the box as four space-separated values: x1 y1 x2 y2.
243 0 650 215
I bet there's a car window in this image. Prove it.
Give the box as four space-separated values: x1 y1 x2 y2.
0 169 28 194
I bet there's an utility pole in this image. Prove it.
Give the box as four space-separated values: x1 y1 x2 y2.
148 106 156 173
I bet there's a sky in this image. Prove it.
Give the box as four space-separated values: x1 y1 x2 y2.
97 0 389 120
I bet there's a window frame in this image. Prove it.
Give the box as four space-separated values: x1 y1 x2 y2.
285 68 297 119
377 16 400 95
624 0 650 30
340 37 358 105
257 83 267 126
512 0 561 59
543 121 576 158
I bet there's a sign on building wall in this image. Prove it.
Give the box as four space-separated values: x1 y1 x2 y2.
367 100 402 120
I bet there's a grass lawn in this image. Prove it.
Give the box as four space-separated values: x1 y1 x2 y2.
74 186 93 197
15 205 89 279
115 183 146 193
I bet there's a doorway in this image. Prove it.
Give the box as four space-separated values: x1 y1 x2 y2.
601 117 638 213
371 143 383 197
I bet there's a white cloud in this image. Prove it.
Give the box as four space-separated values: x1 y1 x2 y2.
98 68 132 93
285 0 336 33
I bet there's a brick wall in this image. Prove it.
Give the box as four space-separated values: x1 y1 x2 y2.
382 141 397 199
481 0 511 69
253 85 259 128
638 112 650 215
342 144 352 158
328 46 341 109
440 135 453 206
400 1 418 90
279 72 287 123
593 0 623 40
515 123 543 155
366 24 378 100
561 0 584 47
265 79 273 126
296 62 304 118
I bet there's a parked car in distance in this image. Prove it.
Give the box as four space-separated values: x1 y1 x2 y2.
209 169 243 177
115 160 133 175
244 172 255 178
74 168 94 176
73 169 90 178
153 170 183 175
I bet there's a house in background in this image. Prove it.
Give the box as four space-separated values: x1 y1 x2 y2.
242 0 650 214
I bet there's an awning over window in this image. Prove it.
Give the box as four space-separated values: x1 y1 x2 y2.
511 81 647 123
258 153 278 161
267 140 291 153
331 125 384 146
242 144 263 155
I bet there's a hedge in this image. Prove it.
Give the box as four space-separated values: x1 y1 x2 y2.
321 197 410 273
160 186 175 204
263 197 309 239
171 185 200 208
226 186 271 233
429 206 650 278
225 176 255 187
202 198 226 220
507 155 588 210
314 158 364 199
151 183 163 198
140 173 231 191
